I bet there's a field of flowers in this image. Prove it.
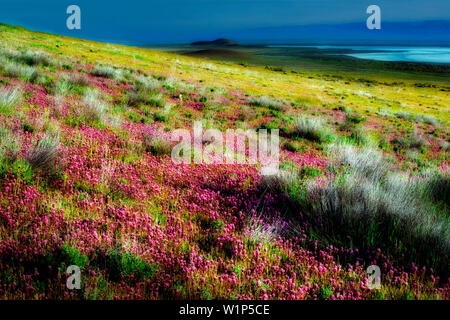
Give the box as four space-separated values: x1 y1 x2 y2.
0 23 448 300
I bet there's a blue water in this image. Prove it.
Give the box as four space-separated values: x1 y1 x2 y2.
269 45 450 64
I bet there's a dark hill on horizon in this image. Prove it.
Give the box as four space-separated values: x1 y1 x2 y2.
190 38 240 46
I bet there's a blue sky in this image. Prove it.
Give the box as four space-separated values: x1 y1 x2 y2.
1 0 449 44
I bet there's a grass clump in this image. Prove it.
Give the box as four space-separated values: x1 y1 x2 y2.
408 129 428 149
104 250 158 282
127 88 165 108
0 48 52 66
91 65 118 79
0 126 20 168
392 130 428 151
376 108 392 118
415 114 440 127
153 112 168 122
245 216 284 246
53 73 90 96
0 87 22 115
440 140 449 152
294 115 333 142
250 96 284 111
420 170 450 207
147 93 165 108
79 89 107 125
126 75 165 107
67 73 90 87
134 75 163 91
395 111 413 120
60 244 89 269
345 111 366 124
3 60 39 82
238 106 256 121
14 50 51 66
143 132 172 156
26 134 60 173
19 50 52 66
290 143 450 276
349 126 371 146
54 79 83 96
300 166 323 179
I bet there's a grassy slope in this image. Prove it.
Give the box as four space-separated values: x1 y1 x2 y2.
4 24 449 122
0 23 449 300
158 44 450 123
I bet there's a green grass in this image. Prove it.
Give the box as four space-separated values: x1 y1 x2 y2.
104 250 159 281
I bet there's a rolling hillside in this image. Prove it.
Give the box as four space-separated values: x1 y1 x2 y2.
0 23 449 300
